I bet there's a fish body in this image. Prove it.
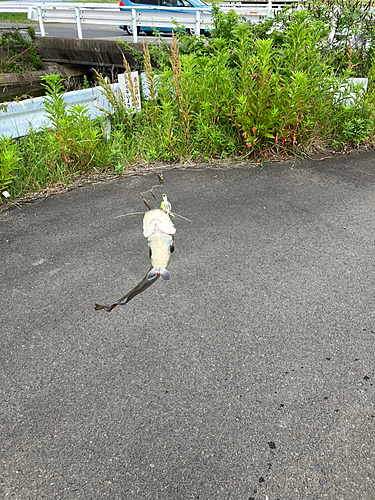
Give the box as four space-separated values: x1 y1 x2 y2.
95 208 176 312
143 209 176 281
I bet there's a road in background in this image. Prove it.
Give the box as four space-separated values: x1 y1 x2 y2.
0 20 172 40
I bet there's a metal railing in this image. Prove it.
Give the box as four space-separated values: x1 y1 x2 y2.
0 1 276 42
0 0 280 13
1 83 119 138
0 1 117 12
26 4 216 41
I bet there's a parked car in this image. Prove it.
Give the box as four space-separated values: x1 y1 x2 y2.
119 0 211 36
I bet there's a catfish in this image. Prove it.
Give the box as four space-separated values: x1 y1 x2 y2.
95 209 175 312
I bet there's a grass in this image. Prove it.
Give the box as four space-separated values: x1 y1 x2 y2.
0 13 33 23
2 0 375 204
0 26 41 72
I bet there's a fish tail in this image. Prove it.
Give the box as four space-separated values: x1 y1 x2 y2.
160 269 170 281
147 269 158 280
147 268 170 281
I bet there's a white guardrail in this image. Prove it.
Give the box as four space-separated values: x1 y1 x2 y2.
0 1 275 42
1 83 120 138
1 71 149 138
0 1 117 11
30 6 215 42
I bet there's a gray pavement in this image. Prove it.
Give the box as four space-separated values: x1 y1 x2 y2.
0 21 169 41
1 152 375 499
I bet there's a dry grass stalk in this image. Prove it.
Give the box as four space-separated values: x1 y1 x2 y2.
143 43 158 126
92 69 123 115
347 38 352 73
170 32 182 93
169 32 190 151
122 53 138 110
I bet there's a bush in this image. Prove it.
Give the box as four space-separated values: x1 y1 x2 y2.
0 27 41 73
3 0 375 202
8 74 110 198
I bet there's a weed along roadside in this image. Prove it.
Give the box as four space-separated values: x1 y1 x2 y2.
1 0 375 206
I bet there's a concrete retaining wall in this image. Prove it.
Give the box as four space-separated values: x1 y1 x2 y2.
34 36 145 68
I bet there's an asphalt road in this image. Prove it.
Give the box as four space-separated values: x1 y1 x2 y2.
32 24 166 41
35 24 134 39
1 152 375 500
0 21 170 41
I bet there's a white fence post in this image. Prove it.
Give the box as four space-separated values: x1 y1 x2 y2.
75 6 83 39
131 8 138 43
267 0 272 17
36 6 45 36
195 9 201 36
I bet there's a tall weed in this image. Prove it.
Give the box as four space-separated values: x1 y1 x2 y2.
40 74 108 177
0 135 20 196
190 41 237 155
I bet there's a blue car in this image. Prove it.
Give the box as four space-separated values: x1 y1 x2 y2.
119 0 211 36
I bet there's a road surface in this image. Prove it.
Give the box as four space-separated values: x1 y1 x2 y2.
1 153 375 499
0 21 171 40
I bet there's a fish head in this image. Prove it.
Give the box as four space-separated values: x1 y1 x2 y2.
143 209 176 238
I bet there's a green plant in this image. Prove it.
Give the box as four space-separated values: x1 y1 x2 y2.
0 27 41 73
233 30 280 152
0 135 20 197
5 2 375 203
210 3 245 40
109 129 126 173
40 74 107 177
342 115 372 143
142 43 159 127
82 75 90 89
303 0 375 77
274 10 332 147
225 9 336 155
16 128 57 192
95 69 130 127
146 33 171 70
188 40 237 155
117 40 144 70
330 93 374 145
26 26 36 40
146 70 181 160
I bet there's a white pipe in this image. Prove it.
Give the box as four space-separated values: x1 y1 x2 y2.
37 6 45 36
75 6 83 39
131 7 137 43
267 0 272 17
195 8 201 36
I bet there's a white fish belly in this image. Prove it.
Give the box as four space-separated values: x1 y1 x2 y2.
148 233 173 270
